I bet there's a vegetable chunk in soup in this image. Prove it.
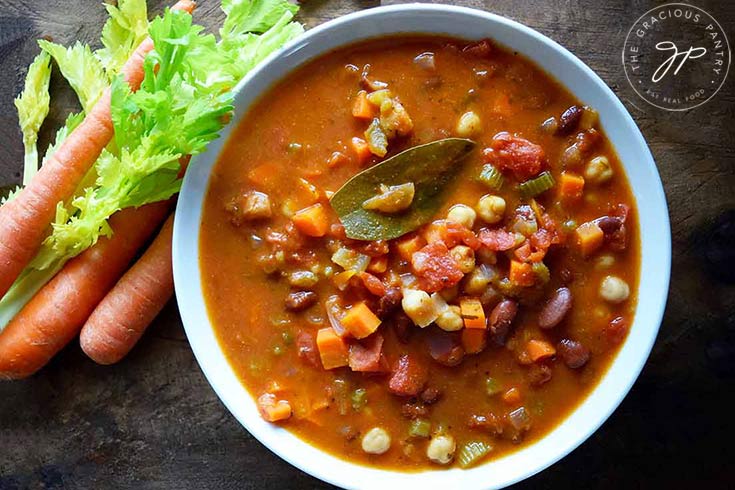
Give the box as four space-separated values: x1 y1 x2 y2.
200 36 639 470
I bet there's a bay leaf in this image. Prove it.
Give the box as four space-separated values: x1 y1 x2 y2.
330 138 476 241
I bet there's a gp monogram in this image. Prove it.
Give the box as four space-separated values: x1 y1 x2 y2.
623 3 730 111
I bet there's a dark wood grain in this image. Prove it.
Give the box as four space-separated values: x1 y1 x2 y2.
0 1 733 489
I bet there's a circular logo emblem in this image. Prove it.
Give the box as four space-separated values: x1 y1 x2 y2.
623 3 730 111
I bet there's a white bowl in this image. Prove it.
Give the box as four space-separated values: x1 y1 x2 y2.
173 4 671 489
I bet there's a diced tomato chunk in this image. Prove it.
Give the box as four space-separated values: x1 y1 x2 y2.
348 334 388 372
411 242 465 293
530 228 553 250
514 240 546 263
483 132 545 180
388 354 428 396
478 228 517 251
423 220 480 250
359 272 387 297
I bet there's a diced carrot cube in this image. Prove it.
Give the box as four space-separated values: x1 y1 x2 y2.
461 328 487 354
316 328 350 369
367 256 388 274
460 297 486 329
509 260 535 287
292 203 329 237
526 339 556 362
332 270 356 291
297 178 323 205
575 221 604 256
492 93 513 117
247 162 280 188
352 90 376 119
351 137 372 165
327 151 349 168
257 393 292 422
558 172 585 202
341 302 381 339
395 234 426 261
422 221 445 244
501 387 522 405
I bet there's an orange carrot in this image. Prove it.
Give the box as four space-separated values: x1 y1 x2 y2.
395 234 426 261
350 137 371 164
257 393 292 422
502 387 522 405
461 328 487 354
0 202 171 379
526 339 556 362
367 256 387 274
327 151 348 168
316 328 349 369
79 215 174 365
0 0 196 299
460 297 486 329
558 172 585 202
352 90 375 119
492 93 513 117
292 203 329 237
509 260 535 287
341 302 381 339
247 161 281 188
575 220 604 256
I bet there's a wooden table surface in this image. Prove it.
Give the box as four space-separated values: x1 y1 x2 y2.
1 1 733 488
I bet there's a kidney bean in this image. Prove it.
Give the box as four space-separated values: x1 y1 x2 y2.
377 287 403 318
576 128 601 153
488 299 518 346
596 216 623 234
390 312 413 344
461 38 493 59
557 339 590 368
527 363 552 386
420 386 442 405
296 331 321 368
559 268 574 284
555 105 582 136
285 291 318 311
468 413 503 435
428 332 465 366
537 287 573 329
606 316 629 344
401 402 429 419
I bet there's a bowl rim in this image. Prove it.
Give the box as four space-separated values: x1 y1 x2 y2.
173 4 671 489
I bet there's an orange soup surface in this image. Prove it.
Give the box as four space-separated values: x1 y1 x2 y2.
200 37 639 470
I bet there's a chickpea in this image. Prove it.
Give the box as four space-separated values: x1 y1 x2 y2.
402 289 439 327
426 434 456 464
476 195 506 224
435 305 463 332
595 254 615 270
456 111 482 137
449 245 475 273
584 156 613 185
599 275 630 303
476 247 497 265
447 204 476 229
439 285 459 302
463 265 495 295
362 427 391 455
